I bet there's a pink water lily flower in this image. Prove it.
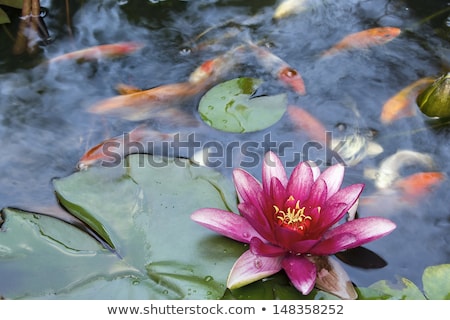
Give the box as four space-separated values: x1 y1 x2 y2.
191 151 396 299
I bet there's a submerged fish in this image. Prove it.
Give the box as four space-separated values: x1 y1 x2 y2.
47 42 144 63
287 105 327 143
77 125 176 170
248 43 306 95
115 83 143 95
380 77 435 124
88 82 203 121
320 27 401 58
393 171 445 201
188 46 243 86
364 149 436 189
273 0 309 20
359 171 444 214
331 134 383 167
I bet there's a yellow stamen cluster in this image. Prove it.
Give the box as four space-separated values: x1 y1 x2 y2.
273 196 316 232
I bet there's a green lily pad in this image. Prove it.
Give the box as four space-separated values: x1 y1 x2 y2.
417 73 450 118
198 77 287 133
365 277 426 300
0 154 246 299
422 264 450 299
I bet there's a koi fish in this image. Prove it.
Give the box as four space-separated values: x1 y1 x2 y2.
248 43 306 95
330 134 383 167
273 0 309 20
77 125 176 170
115 83 143 95
380 77 435 124
359 171 444 214
393 171 445 201
320 27 401 58
47 42 144 63
188 45 244 86
88 82 203 121
287 105 327 143
363 149 436 189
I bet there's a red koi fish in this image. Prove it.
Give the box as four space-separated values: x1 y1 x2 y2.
77 125 175 170
88 82 203 121
320 27 401 58
248 43 306 95
48 42 144 63
287 105 327 143
115 83 143 95
380 77 435 124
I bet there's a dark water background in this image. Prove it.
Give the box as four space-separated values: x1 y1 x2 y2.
0 0 449 292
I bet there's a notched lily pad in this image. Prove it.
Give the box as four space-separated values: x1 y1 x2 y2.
198 77 287 133
417 73 450 118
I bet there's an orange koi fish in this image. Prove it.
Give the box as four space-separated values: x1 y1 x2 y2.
115 83 143 95
393 171 445 202
287 105 327 143
88 82 203 121
248 43 306 95
359 171 444 215
188 45 244 86
320 27 401 57
48 42 144 63
380 77 435 124
77 125 175 170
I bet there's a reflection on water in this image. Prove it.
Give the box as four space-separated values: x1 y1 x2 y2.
0 0 449 288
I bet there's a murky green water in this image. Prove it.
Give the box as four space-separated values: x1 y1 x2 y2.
0 0 449 290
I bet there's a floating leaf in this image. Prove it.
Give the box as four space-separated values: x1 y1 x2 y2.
366 277 426 300
0 8 11 24
417 73 450 118
0 155 245 299
422 264 450 299
198 77 287 133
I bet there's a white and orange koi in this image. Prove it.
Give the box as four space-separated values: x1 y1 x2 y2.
380 77 435 124
248 43 306 95
77 125 176 170
320 27 401 58
48 42 144 63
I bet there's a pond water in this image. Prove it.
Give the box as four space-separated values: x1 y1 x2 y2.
0 0 449 293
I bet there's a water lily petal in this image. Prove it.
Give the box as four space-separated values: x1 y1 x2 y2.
282 255 316 295
238 203 275 243
286 161 314 203
263 151 288 191
250 237 287 257
307 178 328 208
321 217 396 250
191 208 261 243
290 238 321 253
233 168 268 214
310 161 321 181
319 184 364 230
308 255 357 299
308 233 357 255
227 250 283 290
318 163 344 199
270 176 287 209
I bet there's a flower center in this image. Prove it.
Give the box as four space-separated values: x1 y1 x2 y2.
273 195 317 233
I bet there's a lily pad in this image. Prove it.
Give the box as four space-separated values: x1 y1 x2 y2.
0 154 246 299
198 77 287 133
422 264 450 299
365 277 426 300
417 73 450 118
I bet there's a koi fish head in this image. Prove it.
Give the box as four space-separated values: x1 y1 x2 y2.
278 67 306 95
369 27 401 45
